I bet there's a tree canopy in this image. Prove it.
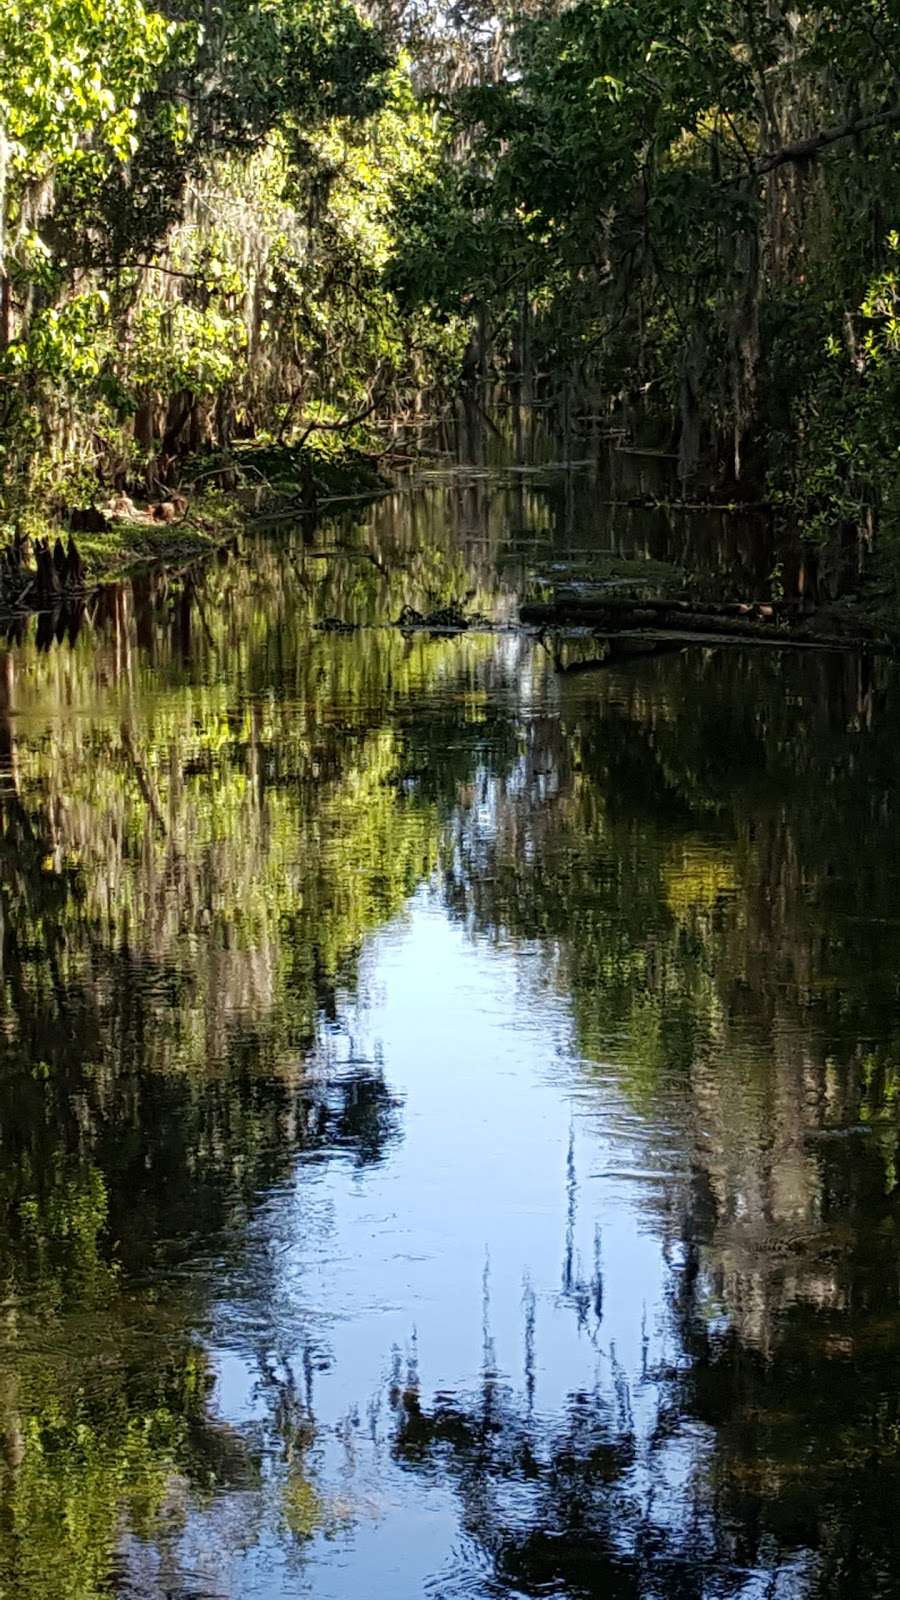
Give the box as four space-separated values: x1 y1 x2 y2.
1 0 899 595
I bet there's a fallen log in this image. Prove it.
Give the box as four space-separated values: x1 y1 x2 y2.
520 598 893 653
523 596 786 624
546 592 790 619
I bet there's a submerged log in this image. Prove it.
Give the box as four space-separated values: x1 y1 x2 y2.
395 602 472 632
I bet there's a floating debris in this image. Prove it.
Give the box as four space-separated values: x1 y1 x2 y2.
315 617 358 634
395 602 471 632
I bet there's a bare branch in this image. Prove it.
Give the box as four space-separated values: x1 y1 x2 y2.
742 101 900 181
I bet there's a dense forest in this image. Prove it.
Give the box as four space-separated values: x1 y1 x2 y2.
1 1 899 587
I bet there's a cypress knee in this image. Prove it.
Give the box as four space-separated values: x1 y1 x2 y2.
36 540 61 601
65 537 85 588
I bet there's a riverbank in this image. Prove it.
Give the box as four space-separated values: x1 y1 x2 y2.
0 440 390 605
3 441 898 659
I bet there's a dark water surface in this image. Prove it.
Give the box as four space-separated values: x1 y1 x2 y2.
1 460 899 1599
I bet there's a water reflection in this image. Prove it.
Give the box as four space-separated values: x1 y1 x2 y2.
0 465 897 1596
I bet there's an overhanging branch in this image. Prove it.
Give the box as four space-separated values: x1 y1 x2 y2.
742 101 900 180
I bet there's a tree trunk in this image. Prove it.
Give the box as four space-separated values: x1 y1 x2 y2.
0 122 9 351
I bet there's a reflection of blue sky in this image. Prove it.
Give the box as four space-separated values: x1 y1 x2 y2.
142 892 738 1599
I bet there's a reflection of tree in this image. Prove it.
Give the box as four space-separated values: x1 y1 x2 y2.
393 1384 658 1599
0 1045 403 1597
380 1137 900 1600
0 521 525 1596
384 1262 900 1600
383 1207 729 1600
672 1230 900 1600
1 484 899 1597
431 642 900 1596
447 647 900 1305
0 1320 253 1600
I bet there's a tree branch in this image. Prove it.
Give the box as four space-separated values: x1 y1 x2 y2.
297 397 380 447
744 101 900 180
95 259 213 281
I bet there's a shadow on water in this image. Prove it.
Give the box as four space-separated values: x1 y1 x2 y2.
0 431 898 1595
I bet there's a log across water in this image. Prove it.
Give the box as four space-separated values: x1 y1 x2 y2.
519 596 893 653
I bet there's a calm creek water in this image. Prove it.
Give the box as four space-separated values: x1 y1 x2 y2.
0 438 899 1599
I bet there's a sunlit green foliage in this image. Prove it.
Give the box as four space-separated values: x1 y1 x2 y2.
3 0 900 578
388 0 900 576
0 0 173 171
0 0 465 500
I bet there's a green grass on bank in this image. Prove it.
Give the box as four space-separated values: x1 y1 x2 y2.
1 440 388 587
